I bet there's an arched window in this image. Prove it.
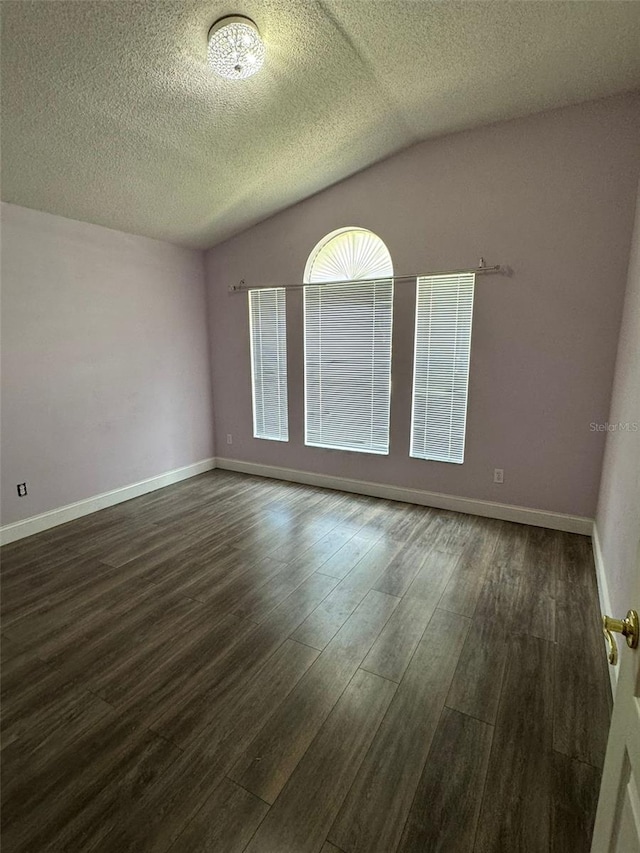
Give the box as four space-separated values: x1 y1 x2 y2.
304 227 393 283
304 228 394 454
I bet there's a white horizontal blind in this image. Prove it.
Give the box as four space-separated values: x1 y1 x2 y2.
304 278 393 454
249 288 288 441
410 273 475 464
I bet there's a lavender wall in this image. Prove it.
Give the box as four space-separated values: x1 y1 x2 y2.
206 95 640 518
1 203 215 526
596 185 640 619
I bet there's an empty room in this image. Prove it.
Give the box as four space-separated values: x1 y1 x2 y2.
1 1 640 851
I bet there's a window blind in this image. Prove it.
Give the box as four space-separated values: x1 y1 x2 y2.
304 278 393 454
410 273 475 464
249 288 288 441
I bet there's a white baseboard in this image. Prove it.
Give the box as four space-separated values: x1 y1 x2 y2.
0 458 216 546
591 522 618 697
1 454 594 546
214 457 593 535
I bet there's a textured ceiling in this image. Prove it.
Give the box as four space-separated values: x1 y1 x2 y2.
2 0 640 249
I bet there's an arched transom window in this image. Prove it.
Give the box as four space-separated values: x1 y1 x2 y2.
304 227 393 284
303 228 394 454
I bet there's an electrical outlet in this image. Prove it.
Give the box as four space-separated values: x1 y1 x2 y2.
493 468 504 484
226 434 233 445
17 482 28 497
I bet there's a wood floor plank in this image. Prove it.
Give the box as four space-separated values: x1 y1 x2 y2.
557 532 598 588
230 492 332 550
291 585 367 650
397 707 493 853
243 669 397 853
555 533 610 692
181 639 320 765
150 553 277 607
328 608 470 853
317 534 379 580
42 593 206 695
551 751 601 853
383 505 436 544
159 492 266 534
8 579 175 663
1 555 126 626
1 653 113 754
2 573 156 655
446 578 519 724
556 565 601 654
0 537 73 574
553 640 610 770
103 611 254 712
438 519 502 617
403 547 459 603
1 683 114 762
135 539 234 583
228 589 399 804
146 492 265 539
168 778 269 852
483 521 529 585
180 554 288 615
511 525 559 641
63 520 163 563
48 747 214 853
0 544 94 588
552 533 611 768
261 517 343 565
32 510 154 554
334 539 402 593
102 639 318 853
1 647 71 709
361 594 436 682
149 572 338 748
39 731 180 852
350 502 402 543
287 526 361 571
96 522 222 570
410 509 475 552
474 634 555 852
1 711 181 852
232 561 320 622
234 519 317 564
445 618 508 726
371 541 426 597
0 635 27 664
473 573 520 623
219 512 294 554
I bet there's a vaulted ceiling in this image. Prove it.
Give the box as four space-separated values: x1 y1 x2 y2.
2 1 640 248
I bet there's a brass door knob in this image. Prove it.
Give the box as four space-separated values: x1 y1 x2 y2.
602 609 639 666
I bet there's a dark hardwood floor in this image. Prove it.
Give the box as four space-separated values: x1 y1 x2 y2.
0 470 611 852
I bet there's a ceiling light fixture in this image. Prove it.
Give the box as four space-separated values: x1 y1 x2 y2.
207 15 265 80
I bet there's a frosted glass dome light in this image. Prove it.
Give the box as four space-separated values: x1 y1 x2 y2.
207 16 265 80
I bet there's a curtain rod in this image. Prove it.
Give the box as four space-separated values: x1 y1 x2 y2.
228 259 505 293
